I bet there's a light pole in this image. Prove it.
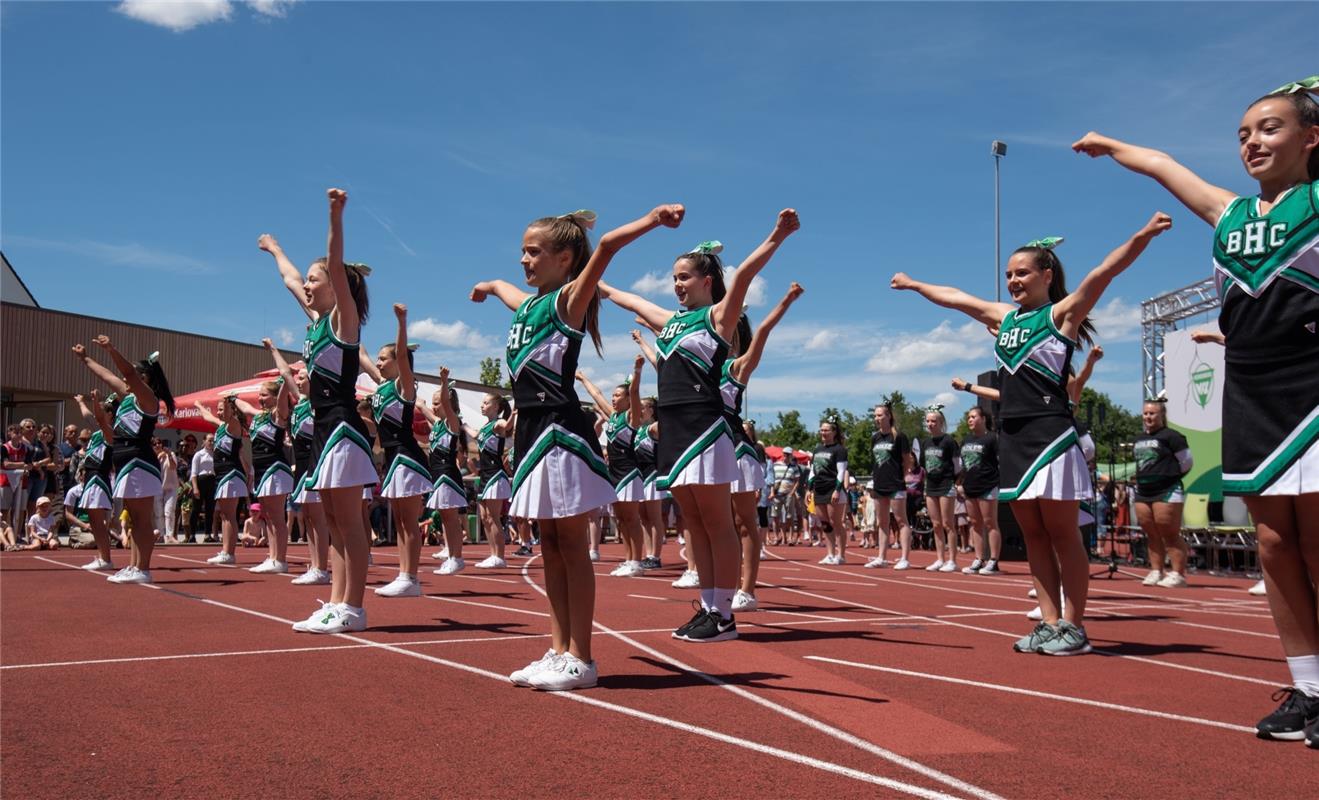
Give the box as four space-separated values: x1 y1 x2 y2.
992 140 1007 302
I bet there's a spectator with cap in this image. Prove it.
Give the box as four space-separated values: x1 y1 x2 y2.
239 502 270 548
22 496 61 550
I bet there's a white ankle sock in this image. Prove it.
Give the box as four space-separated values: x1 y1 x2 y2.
1286 654 1319 696
712 587 735 618
699 589 714 610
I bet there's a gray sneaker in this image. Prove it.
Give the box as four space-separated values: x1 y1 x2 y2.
1039 620 1093 656
1012 622 1054 653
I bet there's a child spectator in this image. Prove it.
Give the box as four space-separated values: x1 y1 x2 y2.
24 496 61 550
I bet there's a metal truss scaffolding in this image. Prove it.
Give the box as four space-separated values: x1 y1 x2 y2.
1140 277 1220 401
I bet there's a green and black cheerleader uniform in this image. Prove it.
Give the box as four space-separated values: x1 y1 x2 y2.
633 422 665 501
477 418 511 501
372 378 432 499
1133 426 1192 504
1213 182 1319 496
994 303 1090 501
80 430 114 510
213 423 248 499
870 430 909 500
506 288 614 519
960 433 1000 500
290 397 320 505
110 394 162 499
426 420 467 510
654 306 737 489
606 411 644 503
720 361 766 494
303 315 378 491
250 410 295 498
810 442 849 506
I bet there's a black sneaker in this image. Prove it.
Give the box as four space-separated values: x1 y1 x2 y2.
680 610 737 643
1255 687 1319 741
641 557 661 570
514 545 533 557
671 601 709 640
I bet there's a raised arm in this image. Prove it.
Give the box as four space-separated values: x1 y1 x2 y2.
469 279 531 312
625 355 644 429
87 390 114 438
1190 329 1226 346
951 377 1001 402
258 233 315 321
262 338 301 400
193 400 225 428
436 367 461 432
889 274 1012 329
630 329 658 368
325 188 360 342
71 344 129 396
73 393 97 427
358 349 384 385
92 335 157 412
561 204 685 329
1068 345 1104 405
731 281 804 383
393 304 416 403
713 209 800 338
233 397 263 419
1053 212 1172 339
1072 133 1236 226
598 280 672 332
574 371 613 419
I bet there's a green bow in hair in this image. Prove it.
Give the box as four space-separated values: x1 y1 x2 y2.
104 392 120 406
1272 76 1319 95
147 351 160 364
688 240 723 256
926 403 945 413
406 342 420 352
344 262 372 277
1024 236 1064 250
559 210 597 231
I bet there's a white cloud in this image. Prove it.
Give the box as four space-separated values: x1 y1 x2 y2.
114 1 296 32
725 268 768 307
408 318 497 351
1089 297 1142 343
925 391 959 410
273 327 297 347
864 321 991 374
5 234 215 274
630 271 672 298
803 329 838 352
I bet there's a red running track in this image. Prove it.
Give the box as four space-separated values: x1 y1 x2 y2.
1 543 1310 799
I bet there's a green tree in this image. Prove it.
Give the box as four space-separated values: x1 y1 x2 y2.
1074 387 1141 466
479 356 507 388
762 410 814 452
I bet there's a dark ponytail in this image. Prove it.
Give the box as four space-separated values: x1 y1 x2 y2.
312 257 371 325
733 312 754 358
136 355 176 414
529 215 601 355
1012 246 1096 347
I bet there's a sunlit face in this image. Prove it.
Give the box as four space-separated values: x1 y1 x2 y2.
303 264 336 314
967 408 985 434
610 386 628 413
1142 402 1165 433
257 385 277 410
672 257 712 309
64 426 78 441
1239 99 1319 183
295 367 309 394
481 394 504 419
204 435 215 450
431 390 445 416
640 399 656 423
925 413 944 436
376 347 398 379
1005 252 1050 308
521 227 573 290
818 422 837 444
873 405 892 431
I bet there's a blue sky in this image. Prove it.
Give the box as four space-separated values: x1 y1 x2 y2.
3 1 1316 432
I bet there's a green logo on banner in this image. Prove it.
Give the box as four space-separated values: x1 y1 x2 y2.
1191 362 1214 409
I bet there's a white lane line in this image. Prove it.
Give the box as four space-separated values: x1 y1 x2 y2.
759 565 801 571
520 558 1005 800
156 553 238 569
29 558 967 799
439 573 517 584
627 594 668 601
806 656 1256 735
1166 620 1278 640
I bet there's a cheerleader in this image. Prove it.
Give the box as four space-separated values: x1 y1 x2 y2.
630 330 668 569
418 368 469 576
194 396 251 565
893 213 1172 655
599 209 800 642
914 407 960 572
468 391 514 569
472 203 684 689
866 402 914 570
70 390 116 571
1076 79 1318 737
577 363 646 577
232 377 295 574
72 337 176 584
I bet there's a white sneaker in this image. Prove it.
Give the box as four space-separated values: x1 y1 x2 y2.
1248 579 1267 596
108 566 152 584
614 560 644 577
206 551 236 565
431 548 449 560
939 561 957 573
292 601 339 632
925 560 945 572
731 590 758 612
81 558 114 571
1156 571 1187 589
864 557 888 569
250 558 288 574
475 555 507 569
1141 569 1164 586
375 575 421 597
671 569 700 588
978 560 1001 575
588 550 600 562
893 558 910 570
291 568 331 585
831 555 846 565
818 555 833 564
510 649 562 686
1027 587 1038 599
963 559 985 574
307 604 366 634
529 653 597 691
433 557 465 575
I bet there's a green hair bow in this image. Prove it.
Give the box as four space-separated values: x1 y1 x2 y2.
688 240 723 256
104 392 120 406
559 210 597 231
926 403 945 413
345 262 372 277
406 342 420 352
1272 75 1319 95
1024 236 1064 250
147 351 160 364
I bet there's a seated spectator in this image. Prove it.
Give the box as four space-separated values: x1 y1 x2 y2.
239 502 270 548
24 496 61 550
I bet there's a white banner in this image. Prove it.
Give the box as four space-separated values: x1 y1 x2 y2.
1162 328 1224 498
